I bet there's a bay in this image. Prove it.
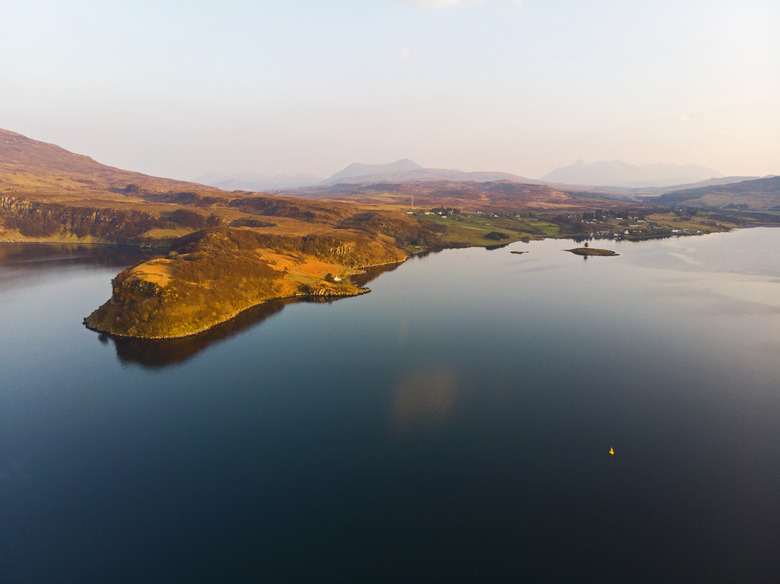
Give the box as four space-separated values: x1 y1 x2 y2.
1 230 778 583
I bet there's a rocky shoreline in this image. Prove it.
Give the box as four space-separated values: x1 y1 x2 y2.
84 286 372 340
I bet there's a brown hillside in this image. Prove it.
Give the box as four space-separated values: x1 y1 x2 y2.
289 180 621 212
0 128 222 201
656 176 780 211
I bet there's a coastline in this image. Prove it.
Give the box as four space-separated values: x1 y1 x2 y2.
83 286 373 340
4 224 764 340
80 237 408 339
0 231 171 248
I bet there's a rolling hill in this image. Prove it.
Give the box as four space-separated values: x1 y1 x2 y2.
542 160 722 188
0 128 220 202
654 176 780 211
290 179 618 212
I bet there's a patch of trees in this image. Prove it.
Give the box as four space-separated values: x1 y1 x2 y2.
580 208 652 221
553 214 587 236
672 206 699 218
705 212 748 225
3 213 61 237
229 218 277 228
165 209 223 229
168 209 207 228
484 231 510 241
732 211 780 224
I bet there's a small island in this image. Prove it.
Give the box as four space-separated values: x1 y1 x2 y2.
566 247 619 256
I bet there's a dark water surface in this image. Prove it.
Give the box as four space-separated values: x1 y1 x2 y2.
1 231 779 583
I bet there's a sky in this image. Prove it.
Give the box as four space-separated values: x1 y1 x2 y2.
2 0 778 181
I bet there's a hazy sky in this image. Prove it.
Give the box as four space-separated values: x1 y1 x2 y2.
2 0 778 181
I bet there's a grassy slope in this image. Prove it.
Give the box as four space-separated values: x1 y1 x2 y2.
421 212 560 246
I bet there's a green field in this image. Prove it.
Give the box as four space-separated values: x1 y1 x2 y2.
419 212 559 246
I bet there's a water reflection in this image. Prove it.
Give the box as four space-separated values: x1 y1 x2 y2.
404 248 448 261
3 230 780 583
107 261 404 369
0 243 148 266
107 299 292 368
0 243 152 290
389 365 459 436
347 261 402 287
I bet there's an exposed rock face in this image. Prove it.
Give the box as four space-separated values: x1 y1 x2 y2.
1 196 163 242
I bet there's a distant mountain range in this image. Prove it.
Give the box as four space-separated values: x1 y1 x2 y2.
320 159 538 186
5 127 775 212
195 159 540 191
194 171 322 192
200 158 736 193
0 129 616 214
542 160 723 188
323 159 424 184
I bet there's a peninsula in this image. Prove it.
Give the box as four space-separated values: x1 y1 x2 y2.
83 228 396 338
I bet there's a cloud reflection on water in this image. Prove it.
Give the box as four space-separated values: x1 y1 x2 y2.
389 365 458 437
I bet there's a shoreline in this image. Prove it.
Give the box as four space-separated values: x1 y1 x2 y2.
83 286 373 340
81 251 408 340
6 226 769 340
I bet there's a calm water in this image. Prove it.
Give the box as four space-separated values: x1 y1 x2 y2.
1 231 779 583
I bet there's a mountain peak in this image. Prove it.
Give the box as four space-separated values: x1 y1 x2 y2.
323 159 424 184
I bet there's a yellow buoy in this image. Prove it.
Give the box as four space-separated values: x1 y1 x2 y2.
609 446 614 457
